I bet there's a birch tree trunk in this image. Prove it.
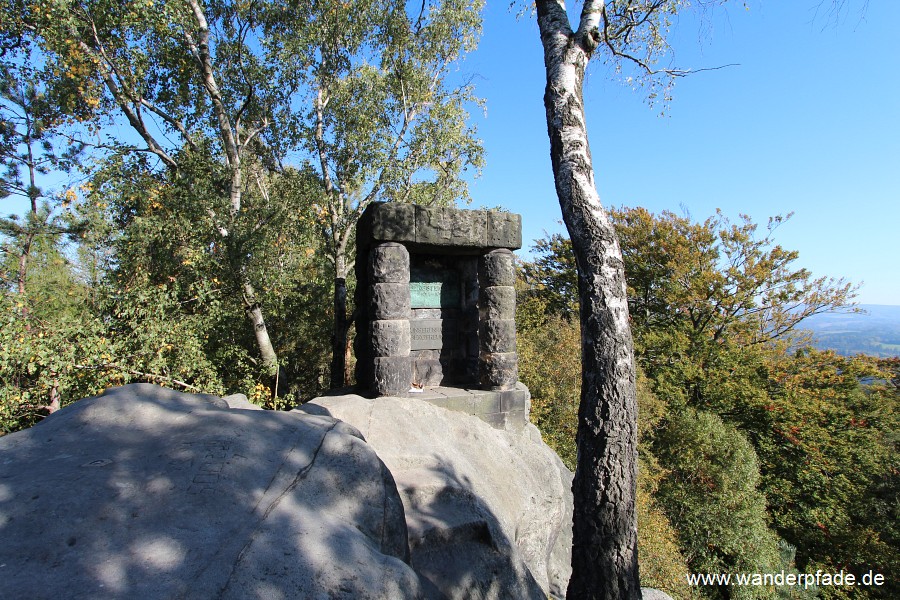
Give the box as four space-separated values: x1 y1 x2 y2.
535 2 640 598
188 0 281 382
241 278 279 378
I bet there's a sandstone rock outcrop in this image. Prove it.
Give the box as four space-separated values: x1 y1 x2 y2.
302 392 574 599
0 384 424 599
0 384 573 599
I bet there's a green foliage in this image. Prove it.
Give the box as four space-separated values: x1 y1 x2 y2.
87 149 334 403
0 255 223 434
521 206 899 599
636 376 699 600
516 292 580 468
749 351 899 599
520 232 579 320
654 408 781 599
516 278 695 598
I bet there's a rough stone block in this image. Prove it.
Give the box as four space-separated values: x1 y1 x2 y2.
369 243 410 284
415 205 452 246
373 356 412 397
472 391 502 416
480 319 516 354
480 412 507 430
370 283 411 320
479 249 516 287
450 209 488 247
370 203 416 243
504 409 528 432
500 388 531 413
412 358 444 387
370 320 411 357
480 351 518 390
480 286 516 320
487 211 522 249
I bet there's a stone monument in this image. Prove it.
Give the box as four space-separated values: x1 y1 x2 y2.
354 202 530 430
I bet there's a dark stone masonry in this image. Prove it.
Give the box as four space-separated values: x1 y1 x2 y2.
355 202 530 430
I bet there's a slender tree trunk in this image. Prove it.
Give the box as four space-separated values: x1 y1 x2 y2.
16 231 34 322
17 99 40 328
330 252 349 389
536 2 640 599
220 168 280 383
241 278 279 378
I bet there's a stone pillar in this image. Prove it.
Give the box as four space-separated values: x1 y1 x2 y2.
478 249 517 390
368 243 412 396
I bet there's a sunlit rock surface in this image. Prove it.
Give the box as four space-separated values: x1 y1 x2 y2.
0 383 575 599
302 392 574 599
0 384 423 599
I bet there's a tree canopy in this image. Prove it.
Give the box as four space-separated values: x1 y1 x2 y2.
518 207 898 599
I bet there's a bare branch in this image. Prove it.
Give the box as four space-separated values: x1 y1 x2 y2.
138 97 197 150
72 364 200 391
599 2 739 78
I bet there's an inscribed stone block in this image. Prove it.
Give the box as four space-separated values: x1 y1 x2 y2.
410 319 445 350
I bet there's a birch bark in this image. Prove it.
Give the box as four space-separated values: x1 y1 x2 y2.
535 1 640 598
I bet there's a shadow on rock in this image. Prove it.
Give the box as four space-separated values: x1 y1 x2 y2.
0 384 425 599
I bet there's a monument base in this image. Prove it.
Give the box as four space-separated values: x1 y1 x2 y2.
409 382 531 432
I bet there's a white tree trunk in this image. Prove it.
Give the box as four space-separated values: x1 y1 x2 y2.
535 2 640 598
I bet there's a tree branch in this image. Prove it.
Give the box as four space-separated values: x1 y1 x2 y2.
185 0 239 169
138 97 197 150
77 17 178 169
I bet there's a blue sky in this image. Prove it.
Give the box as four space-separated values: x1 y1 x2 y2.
464 1 900 305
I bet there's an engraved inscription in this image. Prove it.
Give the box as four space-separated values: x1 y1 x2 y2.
168 439 233 495
411 319 444 350
410 268 460 308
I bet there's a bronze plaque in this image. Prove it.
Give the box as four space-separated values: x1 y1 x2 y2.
409 268 460 309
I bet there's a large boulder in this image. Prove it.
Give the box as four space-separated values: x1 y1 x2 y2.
302 393 574 600
0 384 425 600
0 384 575 599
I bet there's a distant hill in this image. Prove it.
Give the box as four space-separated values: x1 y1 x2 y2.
798 304 900 358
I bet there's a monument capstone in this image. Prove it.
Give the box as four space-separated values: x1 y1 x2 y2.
354 202 530 430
